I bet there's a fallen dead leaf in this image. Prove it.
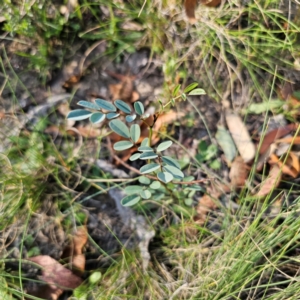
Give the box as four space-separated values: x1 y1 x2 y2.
27 255 83 300
195 187 219 225
229 156 249 188
256 164 282 197
275 136 300 145
225 111 256 163
269 153 300 178
62 226 88 276
259 123 298 155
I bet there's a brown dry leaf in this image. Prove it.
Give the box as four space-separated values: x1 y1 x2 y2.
62 226 88 276
229 156 249 188
184 0 197 24
259 123 298 155
225 111 256 163
269 153 299 178
107 71 138 103
275 136 300 145
27 255 83 300
256 164 282 197
184 0 221 24
195 188 219 225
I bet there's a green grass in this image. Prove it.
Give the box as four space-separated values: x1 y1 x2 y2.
1 0 300 299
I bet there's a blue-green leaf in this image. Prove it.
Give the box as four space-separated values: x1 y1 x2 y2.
115 100 131 114
125 185 144 194
78 100 100 110
130 124 141 143
140 163 160 174
163 165 184 179
129 153 141 161
139 176 151 185
134 101 144 115
109 119 130 138
67 109 92 120
184 185 204 191
95 99 116 112
162 156 181 169
113 141 134 151
90 112 105 124
126 115 137 122
183 82 198 93
157 141 173 152
140 190 151 199
121 194 141 206
157 171 173 183
140 152 158 160
138 146 154 152
106 112 120 120
150 181 161 189
188 88 206 96
141 138 149 147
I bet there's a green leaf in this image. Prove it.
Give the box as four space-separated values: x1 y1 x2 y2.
129 153 141 161
106 112 120 120
78 100 100 110
140 163 160 174
198 140 208 152
140 152 158 160
121 194 141 206
134 101 144 115
150 181 161 189
67 109 92 120
126 115 137 122
138 146 153 152
125 185 144 194
181 93 187 101
246 100 285 114
183 176 195 182
204 144 218 160
210 159 221 170
157 140 172 152
130 124 141 143
113 141 134 151
89 272 102 284
162 156 181 169
184 185 204 191
139 176 151 185
90 112 105 124
172 84 181 96
95 99 116 112
163 165 184 179
141 138 149 147
215 125 237 163
183 82 198 93
188 88 206 96
184 198 193 206
157 171 173 183
115 100 131 114
140 190 151 199
109 119 130 138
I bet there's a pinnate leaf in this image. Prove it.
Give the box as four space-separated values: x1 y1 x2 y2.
157 140 173 152
114 100 131 114
78 100 100 110
125 185 144 194
109 119 130 138
121 194 141 206
162 156 181 169
163 165 184 179
188 88 206 96
139 176 151 185
134 101 144 115
126 115 137 122
106 112 120 120
129 153 141 161
113 141 134 151
140 163 160 174
140 190 151 199
90 112 105 124
95 99 116 112
67 110 92 121
140 152 158 160
157 171 173 183
130 124 141 143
